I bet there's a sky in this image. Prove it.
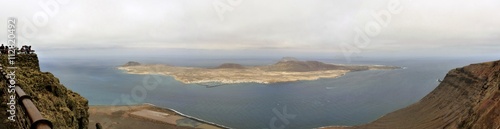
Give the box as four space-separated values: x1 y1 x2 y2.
0 0 499 59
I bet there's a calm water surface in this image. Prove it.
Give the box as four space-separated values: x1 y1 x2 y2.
40 57 494 129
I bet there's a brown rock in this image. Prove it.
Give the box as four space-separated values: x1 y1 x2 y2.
324 60 500 129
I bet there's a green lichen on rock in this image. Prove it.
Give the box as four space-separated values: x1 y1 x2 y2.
0 54 89 129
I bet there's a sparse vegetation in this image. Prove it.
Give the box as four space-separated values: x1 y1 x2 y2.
0 54 89 129
119 57 399 84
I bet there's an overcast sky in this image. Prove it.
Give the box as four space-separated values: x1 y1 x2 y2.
0 0 499 59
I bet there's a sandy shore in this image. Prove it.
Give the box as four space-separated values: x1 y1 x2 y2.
88 103 228 129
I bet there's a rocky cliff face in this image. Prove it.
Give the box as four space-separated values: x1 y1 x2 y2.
0 54 89 129
325 60 500 129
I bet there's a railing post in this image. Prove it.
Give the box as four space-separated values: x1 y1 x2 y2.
96 123 102 129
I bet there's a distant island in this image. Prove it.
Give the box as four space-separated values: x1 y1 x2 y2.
117 57 400 84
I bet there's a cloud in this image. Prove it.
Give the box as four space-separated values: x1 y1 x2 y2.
0 0 498 57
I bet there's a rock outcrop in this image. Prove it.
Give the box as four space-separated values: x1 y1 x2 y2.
122 61 141 67
324 60 500 129
0 54 89 129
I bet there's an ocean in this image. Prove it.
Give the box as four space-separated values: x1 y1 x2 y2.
39 57 496 129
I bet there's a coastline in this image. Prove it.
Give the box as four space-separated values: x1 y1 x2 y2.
117 66 351 84
115 58 401 85
162 105 232 129
89 103 230 129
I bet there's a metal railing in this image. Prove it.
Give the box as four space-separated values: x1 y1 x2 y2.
0 64 53 129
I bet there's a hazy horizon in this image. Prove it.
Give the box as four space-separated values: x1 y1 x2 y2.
1 0 499 60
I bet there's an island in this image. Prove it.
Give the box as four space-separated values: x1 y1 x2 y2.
117 57 400 84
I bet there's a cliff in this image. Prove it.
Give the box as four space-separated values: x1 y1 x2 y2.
0 54 89 129
324 60 500 129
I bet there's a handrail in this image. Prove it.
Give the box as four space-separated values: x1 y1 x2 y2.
15 86 53 129
0 64 53 129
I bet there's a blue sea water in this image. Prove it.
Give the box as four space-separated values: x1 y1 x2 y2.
39 57 495 129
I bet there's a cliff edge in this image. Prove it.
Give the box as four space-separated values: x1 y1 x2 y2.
324 60 500 129
0 54 89 129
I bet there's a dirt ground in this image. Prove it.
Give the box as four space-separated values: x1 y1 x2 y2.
88 104 224 129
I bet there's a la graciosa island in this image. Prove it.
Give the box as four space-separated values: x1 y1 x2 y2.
117 57 400 84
